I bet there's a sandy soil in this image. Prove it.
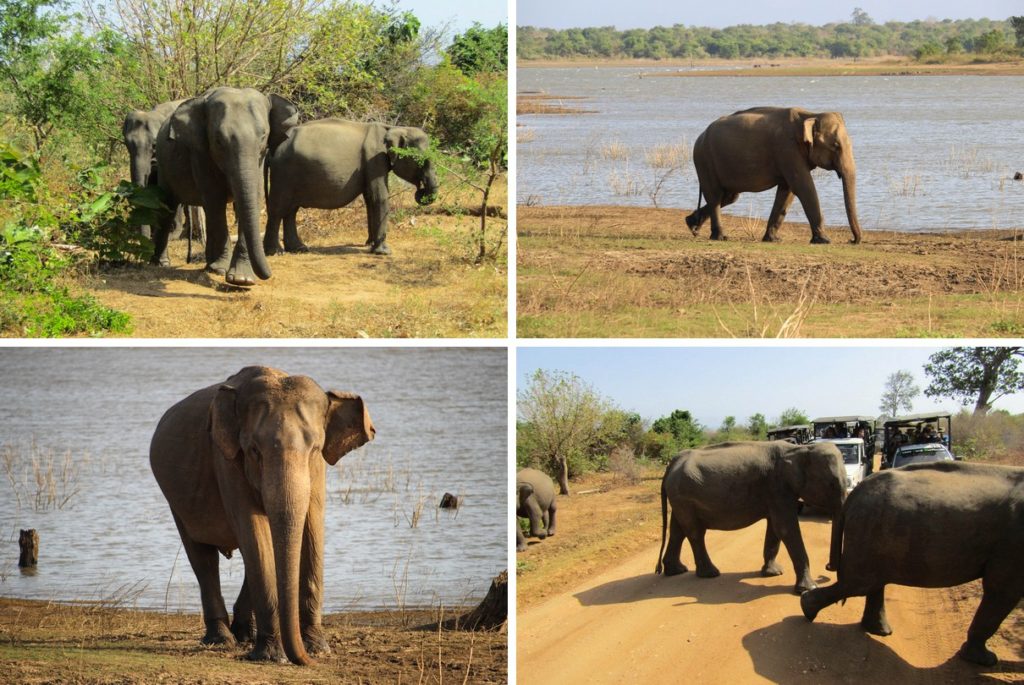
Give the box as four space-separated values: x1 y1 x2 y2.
517 205 1024 338
0 598 506 684
516 470 1023 684
77 190 507 338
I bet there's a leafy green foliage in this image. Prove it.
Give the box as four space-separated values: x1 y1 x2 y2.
924 347 1024 415
447 23 507 76
747 413 768 439
776 407 810 427
647 409 705 462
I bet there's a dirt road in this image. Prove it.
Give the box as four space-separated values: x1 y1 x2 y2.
517 514 1022 684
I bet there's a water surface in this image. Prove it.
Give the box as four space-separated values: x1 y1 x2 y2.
0 348 506 613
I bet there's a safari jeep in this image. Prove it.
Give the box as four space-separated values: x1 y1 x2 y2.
813 436 870 492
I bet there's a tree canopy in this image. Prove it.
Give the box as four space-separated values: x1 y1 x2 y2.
879 370 920 418
924 347 1024 415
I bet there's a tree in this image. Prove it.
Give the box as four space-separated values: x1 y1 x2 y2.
747 413 768 439
879 370 920 418
651 409 705 451
447 23 507 76
975 29 1007 54
1010 16 1024 48
851 8 874 26
517 369 611 494
923 347 1024 415
776 407 809 427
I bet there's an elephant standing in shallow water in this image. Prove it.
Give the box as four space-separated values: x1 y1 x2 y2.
657 440 847 594
264 119 439 257
154 87 299 285
800 461 1024 666
686 107 863 244
150 366 375 665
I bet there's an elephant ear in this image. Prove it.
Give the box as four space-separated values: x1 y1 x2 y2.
209 384 241 459
801 116 817 149
323 391 375 465
268 94 300 154
384 127 409 167
518 482 535 506
168 97 207 154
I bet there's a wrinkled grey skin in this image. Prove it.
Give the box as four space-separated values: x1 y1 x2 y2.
123 99 192 240
801 461 1024 667
686 107 862 245
150 366 375 665
656 440 847 594
154 87 299 285
516 468 557 552
264 119 439 257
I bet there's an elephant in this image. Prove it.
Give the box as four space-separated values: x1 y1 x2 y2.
685 107 863 245
516 468 557 552
154 87 299 285
656 440 848 594
123 99 206 242
800 461 1024 666
263 119 439 257
149 365 375 665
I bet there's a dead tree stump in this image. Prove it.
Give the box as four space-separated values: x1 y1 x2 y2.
440 570 507 631
439 493 462 509
18 529 38 567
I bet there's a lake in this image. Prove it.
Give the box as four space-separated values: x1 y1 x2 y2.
0 347 507 613
518 67 1024 232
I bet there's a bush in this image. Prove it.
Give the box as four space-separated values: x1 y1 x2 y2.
953 410 1024 464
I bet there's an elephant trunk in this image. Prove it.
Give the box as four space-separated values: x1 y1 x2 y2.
840 169 862 245
227 153 273 280
267 476 312 666
415 163 439 206
129 146 152 188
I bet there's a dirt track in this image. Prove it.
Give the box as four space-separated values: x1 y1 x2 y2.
516 475 1023 684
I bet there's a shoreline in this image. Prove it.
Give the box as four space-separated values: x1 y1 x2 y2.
518 55 1024 76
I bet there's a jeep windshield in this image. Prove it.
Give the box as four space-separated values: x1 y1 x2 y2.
834 443 861 465
892 444 954 469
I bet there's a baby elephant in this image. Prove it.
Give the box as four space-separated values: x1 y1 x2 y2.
801 461 1024 666
264 118 439 257
517 468 557 552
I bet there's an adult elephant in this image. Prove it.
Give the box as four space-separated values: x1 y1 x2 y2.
123 99 206 241
149 366 375 665
685 107 863 245
264 119 439 257
516 468 557 552
656 440 847 594
800 461 1024 666
154 87 299 285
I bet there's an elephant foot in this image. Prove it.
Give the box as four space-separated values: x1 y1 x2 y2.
201 620 236 647
149 255 171 267
516 542 528 552
230 614 255 644
302 627 331 656
810 235 831 244
685 214 700 235
284 241 309 254
861 615 892 636
246 637 287 664
761 234 782 243
264 240 281 256
795 578 818 595
958 641 997 667
225 269 257 287
661 561 689 577
760 560 784 577
205 261 228 277
546 528 555 537
799 590 821 621
369 241 392 255
710 234 728 241
695 564 721 579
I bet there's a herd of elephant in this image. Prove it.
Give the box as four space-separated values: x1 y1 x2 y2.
122 87 439 287
517 441 1024 667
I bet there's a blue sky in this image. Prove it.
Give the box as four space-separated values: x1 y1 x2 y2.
517 346 1024 427
516 1 1019 29
395 0 506 33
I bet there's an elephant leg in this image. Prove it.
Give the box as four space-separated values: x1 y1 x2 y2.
760 521 784 577
363 183 391 255
772 513 815 593
231 580 255 644
172 515 233 646
959 570 1021 666
516 526 528 552
706 191 737 241
800 580 847 622
299 466 329 656
526 500 547 539
235 516 287 663
689 526 720 578
204 200 231 276
788 171 829 244
168 204 186 241
546 500 557 536
150 199 180 267
762 184 794 242
661 512 689 576
263 204 283 256
861 587 891 635
282 209 307 253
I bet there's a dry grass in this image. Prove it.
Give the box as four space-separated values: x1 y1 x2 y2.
517 93 596 115
1 441 84 511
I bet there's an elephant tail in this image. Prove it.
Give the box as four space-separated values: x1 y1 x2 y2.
685 186 703 233
655 471 668 574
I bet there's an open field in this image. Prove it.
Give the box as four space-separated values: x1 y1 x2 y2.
519 55 1024 76
77 184 507 338
517 205 1024 338
517 467 1024 683
0 598 505 684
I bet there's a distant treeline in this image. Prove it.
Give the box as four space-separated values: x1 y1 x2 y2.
518 13 1024 60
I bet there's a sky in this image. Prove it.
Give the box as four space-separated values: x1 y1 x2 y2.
516 0 1018 29
395 0 507 33
517 346 1024 427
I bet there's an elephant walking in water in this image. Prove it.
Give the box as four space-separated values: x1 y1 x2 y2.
264 119 439 257
801 461 1024 666
516 468 557 552
686 107 863 244
657 440 847 594
154 87 299 285
150 366 375 665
